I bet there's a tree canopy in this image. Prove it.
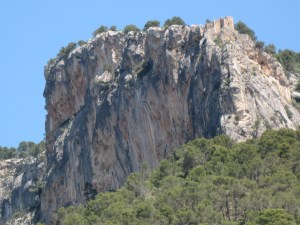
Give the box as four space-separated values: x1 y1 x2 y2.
0 141 45 159
143 20 160 31
57 129 300 225
164 16 186 28
123 24 140 34
235 21 257 41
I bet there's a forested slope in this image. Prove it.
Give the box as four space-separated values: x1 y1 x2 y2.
57 129 300 225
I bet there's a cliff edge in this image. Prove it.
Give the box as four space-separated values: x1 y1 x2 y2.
42 17 300 223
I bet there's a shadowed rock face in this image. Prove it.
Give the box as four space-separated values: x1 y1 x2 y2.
0 156 46 225
42 20 300 223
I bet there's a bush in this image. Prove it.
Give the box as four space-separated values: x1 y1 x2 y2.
235 21 257 41
103 64 113 73
0 147 18 159
255 41 265 49
93 25 108 37
264 44 276 55
285 105 293 119
57 42 77 59
109 25 117 31
0 141 45 160
164 16 186 28
123 25 140 34
77 40 87 46
276 49 298 71
143 20 160 31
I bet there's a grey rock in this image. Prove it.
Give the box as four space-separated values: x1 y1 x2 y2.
41 17 300 224
0 155 46 225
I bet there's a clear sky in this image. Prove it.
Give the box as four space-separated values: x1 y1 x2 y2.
0 0 299 147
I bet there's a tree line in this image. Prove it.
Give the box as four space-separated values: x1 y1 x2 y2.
0 141 45 159
57 129 300 225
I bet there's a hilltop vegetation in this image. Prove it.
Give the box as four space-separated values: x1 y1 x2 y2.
57 129 300 225
48 18 300 76
235 21 300 73
0 141 45 159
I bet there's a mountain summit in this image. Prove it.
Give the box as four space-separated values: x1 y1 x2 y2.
2 17 295 224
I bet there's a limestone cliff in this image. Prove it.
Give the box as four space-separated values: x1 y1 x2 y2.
42 17 300 223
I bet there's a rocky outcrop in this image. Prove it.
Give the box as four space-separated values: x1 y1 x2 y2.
42 17 300 223
0 155 46 225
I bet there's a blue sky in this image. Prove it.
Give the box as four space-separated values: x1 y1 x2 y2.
0 0 299 147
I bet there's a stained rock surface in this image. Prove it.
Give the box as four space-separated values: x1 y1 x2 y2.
0 155 46 225
41 17 300 223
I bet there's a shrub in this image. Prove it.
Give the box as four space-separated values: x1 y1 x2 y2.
234 21 257 41
0 147 18 159
103 64 113 73
295 80 300 91
57 42 77 59
164 16 186 28
93 25 108 37
143 20 160 31
264 44 276 55
123 25 140 34
276 49 298 71
77 40 87 46
285 105 293 119
47 58 56 66
109 25 117 31
255 41 265 49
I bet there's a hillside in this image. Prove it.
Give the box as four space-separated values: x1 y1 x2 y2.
41 16 300 223
57 128 300 225
1 16 300 224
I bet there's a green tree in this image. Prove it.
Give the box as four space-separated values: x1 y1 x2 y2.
235 21 257 41
57 42 77 59
164 16 186 28
109 25 117 31
276 49 298 71
255 41 265 49
264 44 276 55
93 25 108 37
77 40 87 46
123 25 140 34
143 20 160 30
256 208 296 225
55 129 300 225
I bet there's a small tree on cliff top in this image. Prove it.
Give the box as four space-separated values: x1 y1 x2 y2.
143 20 160 31
235 21 257 41
164 16 186 28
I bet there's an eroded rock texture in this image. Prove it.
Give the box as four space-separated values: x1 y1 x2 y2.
0 156 46 225
42 17 300 223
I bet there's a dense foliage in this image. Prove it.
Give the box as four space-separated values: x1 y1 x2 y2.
0 141 45 159
235 21 257 41
143 20 160 31
57 42 77 59
276 50 300 73
93 25 108 37
123 25 140 34
164 16 186 28
58 129 300 225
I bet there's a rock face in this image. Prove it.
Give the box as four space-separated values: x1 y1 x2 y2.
0 156 46 225
42 17 300 223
